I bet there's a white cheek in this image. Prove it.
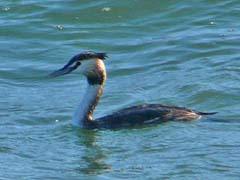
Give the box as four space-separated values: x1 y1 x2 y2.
78 59 96 74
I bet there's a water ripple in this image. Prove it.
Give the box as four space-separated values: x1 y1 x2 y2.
0 0 240 179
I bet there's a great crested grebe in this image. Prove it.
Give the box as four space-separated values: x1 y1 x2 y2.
49 51 217 129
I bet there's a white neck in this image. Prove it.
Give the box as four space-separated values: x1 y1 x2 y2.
72 84 103 127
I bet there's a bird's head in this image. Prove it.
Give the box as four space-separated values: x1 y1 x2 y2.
49 51 107 84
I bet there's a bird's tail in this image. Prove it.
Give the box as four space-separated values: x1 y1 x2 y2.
197 111 218 116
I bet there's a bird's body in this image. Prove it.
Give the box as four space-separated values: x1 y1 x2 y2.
93 104 215 129
49 51 216 129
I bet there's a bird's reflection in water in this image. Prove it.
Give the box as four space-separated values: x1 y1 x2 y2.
72 128 111 175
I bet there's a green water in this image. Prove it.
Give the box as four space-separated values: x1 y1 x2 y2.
0 1 240 179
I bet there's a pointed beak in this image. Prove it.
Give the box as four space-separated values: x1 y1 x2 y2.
48 61 81 78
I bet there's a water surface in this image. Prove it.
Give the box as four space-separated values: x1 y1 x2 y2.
0 0 240 179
